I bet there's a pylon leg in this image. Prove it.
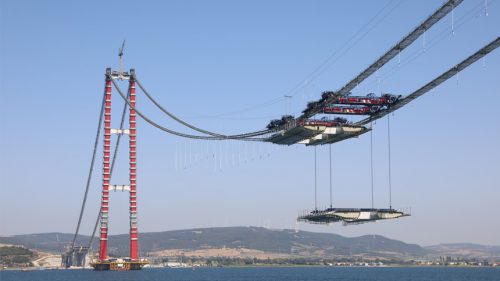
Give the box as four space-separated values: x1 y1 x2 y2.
129 71 139 260
99 68 112 261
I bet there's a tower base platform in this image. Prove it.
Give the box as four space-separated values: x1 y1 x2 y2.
90 258 149 271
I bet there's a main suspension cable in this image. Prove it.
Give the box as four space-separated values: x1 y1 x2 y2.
112 79 267 141
135 77 225 138
70 88 106 249
354 0 489 96
134 76 274 139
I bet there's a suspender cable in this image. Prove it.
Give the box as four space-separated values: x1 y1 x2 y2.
70 88 106 249
329 144 333 208
387 114 393 209
88 85 131 250
370 122 374 209
314 146 318 211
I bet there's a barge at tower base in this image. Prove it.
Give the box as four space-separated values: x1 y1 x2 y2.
90 258 149 271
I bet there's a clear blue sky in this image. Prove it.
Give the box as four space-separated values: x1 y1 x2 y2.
1 0 499 246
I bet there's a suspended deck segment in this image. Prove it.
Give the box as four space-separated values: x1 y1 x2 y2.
298 208 410 225
266 118 368 145
266 125 329 145
299 125 370 146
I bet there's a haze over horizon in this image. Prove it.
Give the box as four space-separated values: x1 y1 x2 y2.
1 0 499 247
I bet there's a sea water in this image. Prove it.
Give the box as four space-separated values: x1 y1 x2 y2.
1 267 499 281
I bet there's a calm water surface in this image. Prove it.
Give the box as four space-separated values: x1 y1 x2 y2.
1 267 499 281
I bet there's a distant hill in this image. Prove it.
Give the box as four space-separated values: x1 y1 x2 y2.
0 227 426 259
119 226 427 258
2 228 498 261
426 243 500 259
0 232 79 253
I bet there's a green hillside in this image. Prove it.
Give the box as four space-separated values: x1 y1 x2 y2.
0 227 426 258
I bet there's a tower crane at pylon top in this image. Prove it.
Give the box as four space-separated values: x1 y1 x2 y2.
118 40 126 78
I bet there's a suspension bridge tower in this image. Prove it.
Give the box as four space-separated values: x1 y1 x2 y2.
90 68 148 270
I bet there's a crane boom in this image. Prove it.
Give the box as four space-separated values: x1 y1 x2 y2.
119 40 126 57
118 40 126 76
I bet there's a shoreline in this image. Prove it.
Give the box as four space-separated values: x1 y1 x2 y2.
2 264 499 271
